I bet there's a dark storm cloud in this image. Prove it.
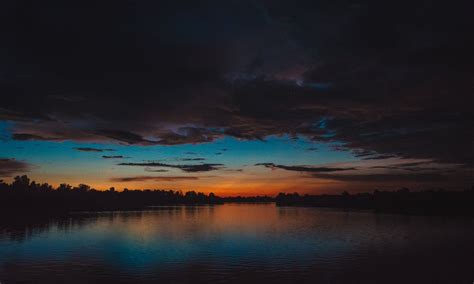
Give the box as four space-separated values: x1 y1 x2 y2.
0 158 31 177
75 148 115 152
110 176 200 182
1 0 473 174
118 162 224 172
255 163 355 173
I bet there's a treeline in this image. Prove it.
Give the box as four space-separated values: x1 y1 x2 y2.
0 175 222 214
2 175 473 216
275 188 474 215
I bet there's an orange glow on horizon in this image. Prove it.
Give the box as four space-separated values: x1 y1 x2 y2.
9 170 453 197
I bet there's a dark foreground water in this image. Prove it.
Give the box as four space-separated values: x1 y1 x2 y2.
1 204 473 284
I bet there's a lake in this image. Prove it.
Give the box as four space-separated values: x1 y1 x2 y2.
1 203 473 283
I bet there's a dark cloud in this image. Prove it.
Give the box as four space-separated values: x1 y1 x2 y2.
370 166 446 173
118 162 224 172
179 158 206 161
144 168 169 173
75 148 115 152
12 133 59 141
95 130 158 145
368 161 453 172
311 173 452 182
256 160 472 184
255 163 355 173
225 168 244 172
309 165 474 183
154 128 219 145
362 155 398 160
0 158 31 177
0 0 472 176
102 155 125 159
110 176 200 182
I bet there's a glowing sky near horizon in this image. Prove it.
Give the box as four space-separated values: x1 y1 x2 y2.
1 1 472 195
0 121 361 195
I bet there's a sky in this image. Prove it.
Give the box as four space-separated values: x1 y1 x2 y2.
0 0 472 195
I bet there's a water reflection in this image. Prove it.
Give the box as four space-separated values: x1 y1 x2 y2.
1 204 473 283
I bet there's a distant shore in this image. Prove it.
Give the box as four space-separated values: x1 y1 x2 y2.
275 189 474 216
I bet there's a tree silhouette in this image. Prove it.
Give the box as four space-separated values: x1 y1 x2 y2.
0 175 472 216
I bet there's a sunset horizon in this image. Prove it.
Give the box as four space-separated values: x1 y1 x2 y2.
2 134 471 196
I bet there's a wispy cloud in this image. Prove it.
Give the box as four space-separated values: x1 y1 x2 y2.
75 147 115 152
102 155 125 159
0 158 31 177
144 168 169 173
255 163 355 173
12 133 60 141
110 176 200 182
118 162 224 172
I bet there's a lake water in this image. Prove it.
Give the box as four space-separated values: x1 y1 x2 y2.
1 203 473 283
